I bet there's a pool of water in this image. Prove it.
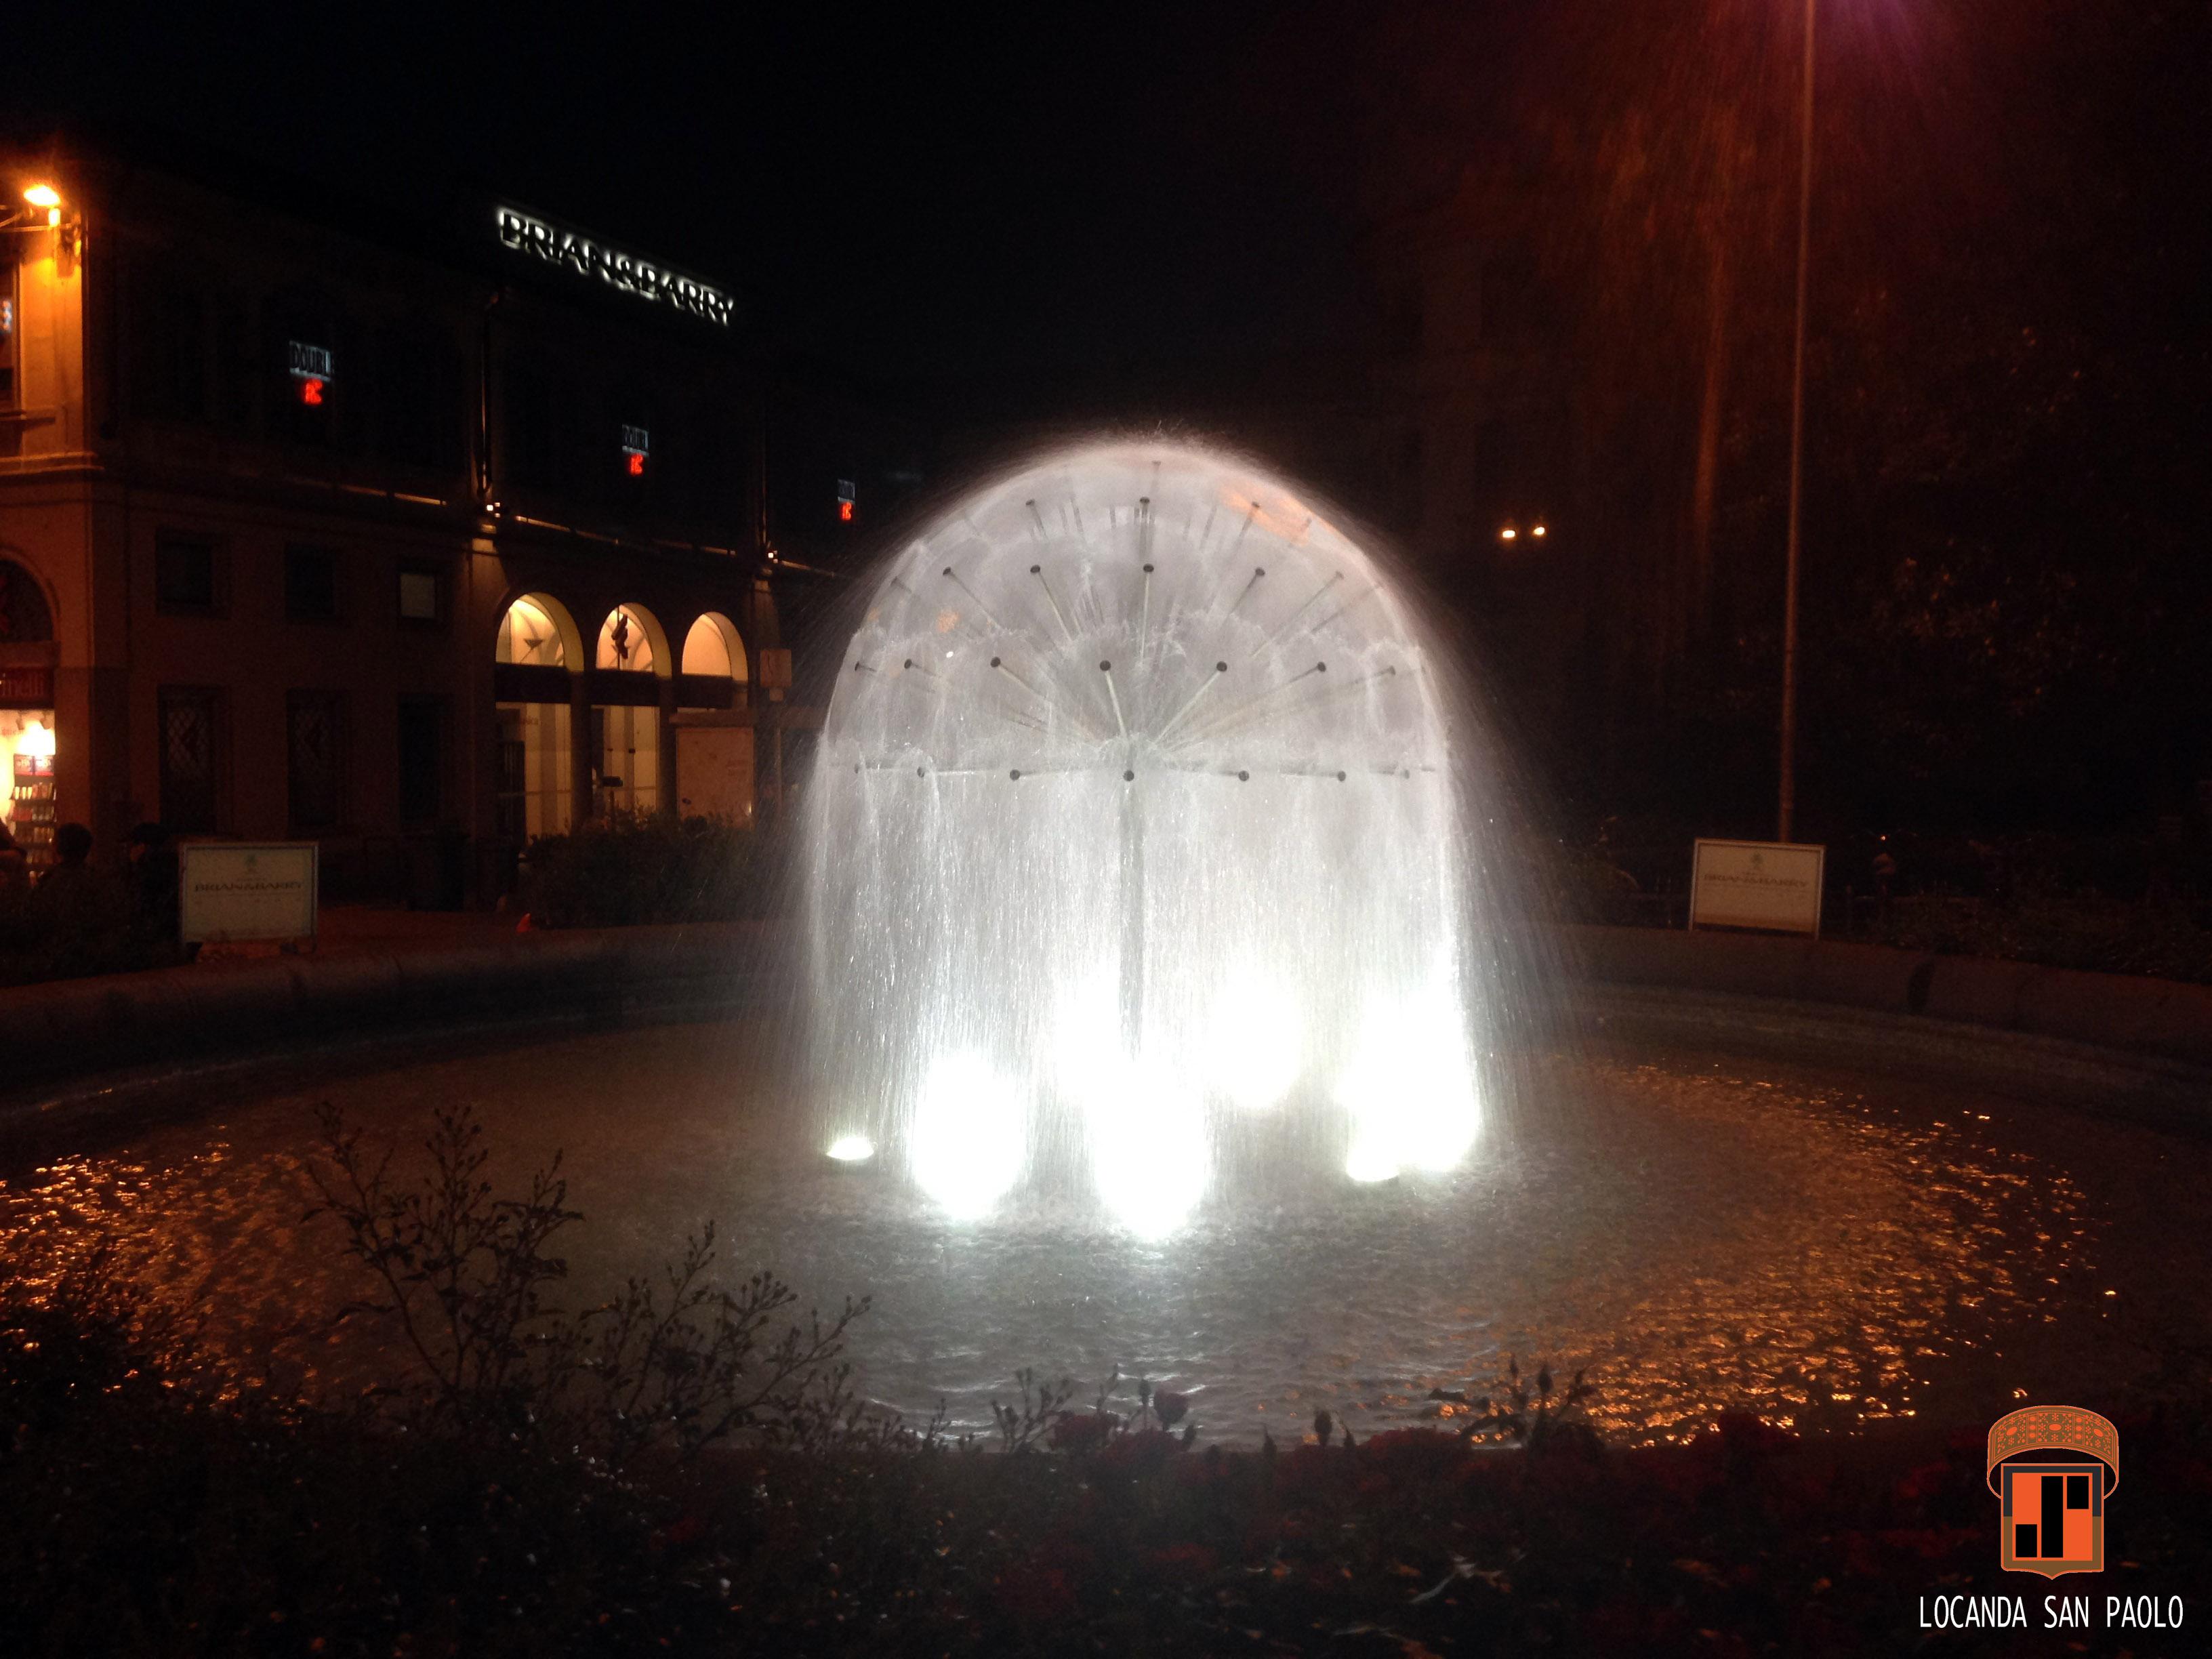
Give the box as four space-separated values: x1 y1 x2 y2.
3 1015 2200 1444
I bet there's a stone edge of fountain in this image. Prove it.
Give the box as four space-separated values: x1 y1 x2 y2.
1565 923 2212 1070
3 920 2207 1151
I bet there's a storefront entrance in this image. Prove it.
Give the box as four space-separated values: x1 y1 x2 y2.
1 558 58 871
495 594 580 841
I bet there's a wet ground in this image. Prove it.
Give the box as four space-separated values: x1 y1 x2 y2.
3 1015 2203 1445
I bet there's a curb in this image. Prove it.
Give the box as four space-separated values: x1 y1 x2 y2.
5 921 2205 1138
0 924 775 1115
1565 925 2212 1069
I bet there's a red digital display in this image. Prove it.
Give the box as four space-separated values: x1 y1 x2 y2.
300 377 325 407
628 452 646 476
838 499 854 522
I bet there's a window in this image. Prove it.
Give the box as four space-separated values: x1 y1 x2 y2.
284 545 341 622
213 291 255 433
286 690 349 832
1 265 17 408
130 257 210 422
506 364 562 490
374 324 464 474
158 686 225 834
686 401 741 522
155 533 222 615
397 697 445 824
0 558 55 643
397 562 445 626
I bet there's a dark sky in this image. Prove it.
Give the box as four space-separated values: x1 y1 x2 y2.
18 1 2205 434
22 2 1376 393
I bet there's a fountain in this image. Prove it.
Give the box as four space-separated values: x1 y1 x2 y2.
806 441 1509 1232
7 441 2176 1441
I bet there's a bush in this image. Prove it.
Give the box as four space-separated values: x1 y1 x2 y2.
518 810 773 928
2 1100 874 1656
0 867 188 987
306 1101 865 1461
1863 889 2212 983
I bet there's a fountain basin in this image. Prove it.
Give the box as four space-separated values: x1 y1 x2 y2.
6 987 2203 1446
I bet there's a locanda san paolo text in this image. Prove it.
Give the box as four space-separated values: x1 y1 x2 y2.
1919 1593 2184 1631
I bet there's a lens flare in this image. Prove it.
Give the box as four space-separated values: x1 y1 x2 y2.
825 1134 876 1162
909 1050 1027 1219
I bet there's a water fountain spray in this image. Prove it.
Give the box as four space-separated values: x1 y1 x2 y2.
808 442 1488 1232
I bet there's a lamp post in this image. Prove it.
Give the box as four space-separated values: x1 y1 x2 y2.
1779 0 1815 842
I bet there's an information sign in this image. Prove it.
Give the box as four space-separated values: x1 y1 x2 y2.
1689 838 1824 935
180 842 320 944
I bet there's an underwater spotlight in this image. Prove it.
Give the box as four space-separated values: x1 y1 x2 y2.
910 1050 1027 1220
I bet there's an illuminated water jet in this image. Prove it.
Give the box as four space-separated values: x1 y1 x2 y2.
808 441 1497 1227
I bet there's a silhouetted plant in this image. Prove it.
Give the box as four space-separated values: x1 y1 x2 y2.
989 1366 1076 1453
1429 1353 1599 1448
306 1101 864 1463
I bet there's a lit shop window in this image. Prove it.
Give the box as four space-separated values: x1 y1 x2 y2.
4 712 58 871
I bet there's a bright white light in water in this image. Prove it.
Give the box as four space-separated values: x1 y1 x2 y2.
1090 1058 1210 1238
909 1050 1027 1219
825 1134 876 1162
1344 1136 1401 1185
1056 973 1211 1237
1335 977 1480 1181
1204 970 1300 1111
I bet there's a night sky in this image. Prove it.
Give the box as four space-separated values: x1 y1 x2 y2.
18 3 1383 394
20 3 2205 405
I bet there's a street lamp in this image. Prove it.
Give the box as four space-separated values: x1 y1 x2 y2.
1779 0 1815 842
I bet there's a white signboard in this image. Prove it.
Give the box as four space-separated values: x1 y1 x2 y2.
1689 838 1825 936
180 842 320 944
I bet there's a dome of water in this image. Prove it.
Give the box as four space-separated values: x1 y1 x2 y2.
807 441 1507 1233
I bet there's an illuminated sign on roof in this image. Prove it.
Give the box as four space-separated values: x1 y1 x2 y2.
494 207 736 327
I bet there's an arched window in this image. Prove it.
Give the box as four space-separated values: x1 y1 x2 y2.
596 604 664 674
681 612 748 682
591 605 668 817
0 559 56 643
493 593 581 840
496 594 570 667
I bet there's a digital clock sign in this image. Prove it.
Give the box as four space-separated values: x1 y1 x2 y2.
287 340 333 406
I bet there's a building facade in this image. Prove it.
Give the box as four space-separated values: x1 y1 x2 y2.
1 140 825 901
